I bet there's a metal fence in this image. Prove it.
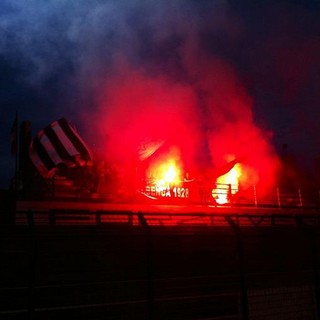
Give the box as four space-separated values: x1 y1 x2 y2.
2 209 320 319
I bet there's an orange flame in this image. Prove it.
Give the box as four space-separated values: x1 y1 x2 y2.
213 163 242 204
147 155 183 193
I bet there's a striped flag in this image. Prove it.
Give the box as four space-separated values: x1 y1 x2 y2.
29 118 93 178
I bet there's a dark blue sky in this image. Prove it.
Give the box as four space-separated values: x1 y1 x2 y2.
1 0 320 188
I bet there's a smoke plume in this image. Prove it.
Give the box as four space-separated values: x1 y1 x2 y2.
6 1 320 190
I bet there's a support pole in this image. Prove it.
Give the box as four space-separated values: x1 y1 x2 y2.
225 216 249 320
277 187 281 208
27 209 36 319
137 212 154 320
296 217 320 320
298 188 303 207
253 184 258 208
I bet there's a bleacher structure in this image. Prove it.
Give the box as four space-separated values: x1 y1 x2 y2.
2 185 320 320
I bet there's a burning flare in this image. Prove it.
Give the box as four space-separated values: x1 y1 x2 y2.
213 163 242 204
151 158 182 192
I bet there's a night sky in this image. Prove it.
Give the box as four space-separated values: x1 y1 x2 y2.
1 0 320 189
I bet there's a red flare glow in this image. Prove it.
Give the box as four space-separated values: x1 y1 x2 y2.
82 61 280 202
213 163 242 204
147 149 183 193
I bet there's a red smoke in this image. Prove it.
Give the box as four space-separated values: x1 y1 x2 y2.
83 56 280 197
93 65 201 168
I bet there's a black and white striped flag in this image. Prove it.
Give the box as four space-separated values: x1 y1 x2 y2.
29 118 93 178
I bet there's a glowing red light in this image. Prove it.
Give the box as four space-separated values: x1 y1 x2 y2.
213 163 242 204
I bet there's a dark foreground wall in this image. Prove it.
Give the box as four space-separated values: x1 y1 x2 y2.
1 222 320 320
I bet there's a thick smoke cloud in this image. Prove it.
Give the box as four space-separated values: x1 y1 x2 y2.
1 0 319 190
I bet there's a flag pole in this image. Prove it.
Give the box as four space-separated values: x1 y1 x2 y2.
11 110 20 195
15 111 19 180
9 110 20 224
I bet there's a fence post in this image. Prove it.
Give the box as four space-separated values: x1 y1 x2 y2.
95 211 101 225
28 209 37 319
27 209 34 228
228 184 233 206
225 216 249 320
296 217 320 320
253 184 258 208
298 188 303 207
137 212 154 320
277 187 281 208
48 210 56 226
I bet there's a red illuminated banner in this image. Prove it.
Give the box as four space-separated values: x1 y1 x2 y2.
144 184 189 199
